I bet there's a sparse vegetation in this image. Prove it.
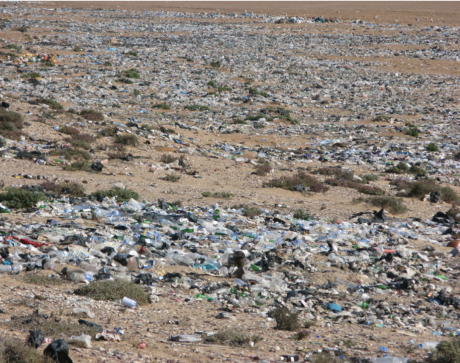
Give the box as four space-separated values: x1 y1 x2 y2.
363 174 380 182
74 280 149 305
202 192 233 198
428 337 460 363
272 307 300 331
22 72 41 79
354 196 408 215
23 274 64 286
152 103 170 110
207 80 216 87
114 134 139 146
405 126 420 138
0 336 53 363
204 329 261 347
408 180 458 203
291 330 310 341
427 143 439 152
41 181 86 197
293 208 311 220
133 89 141 96
0 188 46 209
0 109 24 140
91 187 139 202
104 61 112 67
102 126 118 137
210 61 221 68
79 109 104 121
185 105 210 111
265 172 329 193
164 174 180 182
59 125 80 135
36 98 63 110
243 206 263 217
6 314 100 339
254 164 272 176
63 160 92 172
73 46 83 52
123 68 140 79
52 148 91 161
160 154 178 164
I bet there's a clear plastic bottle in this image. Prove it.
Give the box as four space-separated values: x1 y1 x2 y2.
70 272 88 283
420 341 439 350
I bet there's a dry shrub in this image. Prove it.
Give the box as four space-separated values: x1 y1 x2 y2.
59 126 80 135
254 164 272 176
114 134 138 146
160 154 178 164
79 109 104 121
74 280 149 305
272 307 300 331
204 329 261 347
0 336 53 363
40 181 86 197
265 172 328 193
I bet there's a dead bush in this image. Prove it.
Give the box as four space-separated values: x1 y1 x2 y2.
204 329 261 347
272 307 300 331
74 280 149 305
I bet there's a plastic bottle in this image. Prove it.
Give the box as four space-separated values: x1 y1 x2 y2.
0 265 12 273
79 261 99 273
122 297 136 308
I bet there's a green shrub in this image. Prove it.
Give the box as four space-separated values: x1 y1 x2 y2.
73 46 83 52
36 98 63 110
265 172 329 193
164 174 180 182
0 188 46 209
22 72 41 79
127 50 138 56
217 85 231 93
123 68 140 79
207 80 216 87
293 208 311 220
405 127 419 137
16 26 28 33
185 105 210 111
427 143 439 152
204 329 261 347
363 174 379 182
410 164 427 175
429 337 460 363
248 87 258 95
104 61 112 67
233 119 247 125
74 280 149 305
91 187 139 202
4 43 19 50
118 77 133 84
79 109 104 121
201 192 233 198
243 206 263 217
41 181 86 197
356 196 408 215
152 103 170 110
210 61 221 68
63 161 92 172
133 89 141 96
272 307 300 331
114 134 139 146
408 180 458 203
